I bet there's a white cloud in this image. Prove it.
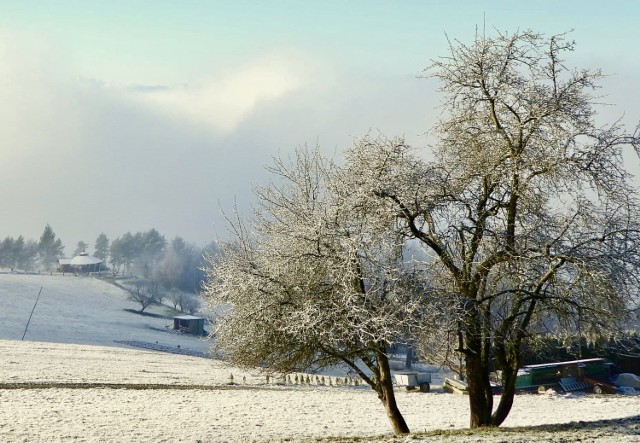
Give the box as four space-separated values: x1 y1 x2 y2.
0 31 432 248
133 53 310 133
0 31 83 178
0 34 323 246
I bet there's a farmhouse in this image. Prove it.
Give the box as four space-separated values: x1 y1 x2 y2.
70 252 103 272
57 253 104 273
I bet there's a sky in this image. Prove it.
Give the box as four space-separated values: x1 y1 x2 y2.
1 0 639 251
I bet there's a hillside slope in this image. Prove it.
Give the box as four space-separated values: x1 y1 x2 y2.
0 273 210 354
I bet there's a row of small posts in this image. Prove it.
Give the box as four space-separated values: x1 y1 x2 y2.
227 373 364 386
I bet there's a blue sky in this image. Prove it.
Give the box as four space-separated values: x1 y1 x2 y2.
4 1 639 84
1 1 639 249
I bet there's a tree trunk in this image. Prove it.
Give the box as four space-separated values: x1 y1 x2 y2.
465 334 494 428
491 338 522 427
491 358 518 426
376 350 410 435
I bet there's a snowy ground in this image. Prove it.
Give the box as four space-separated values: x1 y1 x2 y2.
0 272 211 354
1 274 639 442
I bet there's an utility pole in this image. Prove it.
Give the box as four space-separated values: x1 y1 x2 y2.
22 286 43 341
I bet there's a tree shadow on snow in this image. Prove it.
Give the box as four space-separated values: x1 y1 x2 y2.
418 414 640 440
123 308 171 319
514 414 640 436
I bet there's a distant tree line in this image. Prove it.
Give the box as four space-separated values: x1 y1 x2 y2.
0 225 218 296
522 331 640 368
107 229 216 294
106 229 217 314
0 224 64 271
0 235 38 271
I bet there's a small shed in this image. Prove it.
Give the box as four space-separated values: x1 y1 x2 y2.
173 315 205 336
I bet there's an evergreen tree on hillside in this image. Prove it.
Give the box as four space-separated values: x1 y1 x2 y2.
94 233 110 262
13 235 25 269
135 229 167 278
0 237 15 269
22 240 39 271
110 229 166 276
110 233 135 275
38 224 64 271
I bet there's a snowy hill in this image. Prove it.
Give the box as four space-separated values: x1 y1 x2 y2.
0 273 211 354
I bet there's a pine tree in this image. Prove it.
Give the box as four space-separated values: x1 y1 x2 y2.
94 233 110 262
38 224 64 271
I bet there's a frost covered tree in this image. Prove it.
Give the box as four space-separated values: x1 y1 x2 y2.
134 229 167 278
156 241 182 290
156 237 205 293
349 30 640 427
203 149 439 435
179 294 202 315
128 278 162 313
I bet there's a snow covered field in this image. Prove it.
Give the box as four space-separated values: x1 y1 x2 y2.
0 273 211 353
1 274 639 442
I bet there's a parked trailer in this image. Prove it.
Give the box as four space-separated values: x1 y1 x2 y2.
394 372 431 392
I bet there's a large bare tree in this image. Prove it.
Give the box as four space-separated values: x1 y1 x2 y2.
347 29 640 427
203 148 439 435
